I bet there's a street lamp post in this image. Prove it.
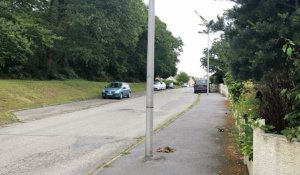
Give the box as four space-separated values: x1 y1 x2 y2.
206 28 210 95
195 10 210 95
145 0 155 158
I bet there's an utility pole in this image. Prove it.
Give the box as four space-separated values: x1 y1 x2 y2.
145 0 155 158
206 28 210 95
195 10 210 95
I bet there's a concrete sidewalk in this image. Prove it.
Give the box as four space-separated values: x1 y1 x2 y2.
95 93 229 175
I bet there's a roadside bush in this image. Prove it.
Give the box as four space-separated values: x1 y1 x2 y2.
224 74 244 104
226 41 300 162
164 80 174 84
173 81 180 86
279 39 300 141
230 81 260 160
258 77 293 132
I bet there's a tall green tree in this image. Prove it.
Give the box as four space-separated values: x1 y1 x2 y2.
154 18 183 78
0 0 183 81
209 0 300 132
224 0 299 82
176 71 190 83
0 0 59 78
44 0 148 79
127 17 183 81
200 39 230 84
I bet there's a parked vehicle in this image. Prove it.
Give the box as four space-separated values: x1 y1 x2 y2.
166 82 174 89
181 83 189 87
102 82 131 99
161 82 166 90
194 79 209 93
154 81 165 91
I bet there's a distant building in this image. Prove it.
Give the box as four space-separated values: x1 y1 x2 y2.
155 76 163 82
188 77 195 87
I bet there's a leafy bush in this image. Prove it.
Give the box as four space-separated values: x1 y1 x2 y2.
279 39 300 141
228 81 260 159
258 78 293 132
176 72 189 83
281 127 300 142
224 74 244 104
235 121 253 160
173 81 180 86
164 80 174 84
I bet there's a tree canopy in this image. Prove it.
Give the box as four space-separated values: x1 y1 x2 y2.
176 71 190 83
207 0 300 135
0 0 183 81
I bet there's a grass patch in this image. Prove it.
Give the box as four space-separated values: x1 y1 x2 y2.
121 151 131 156
0 79 145 125
103 164 112 168
136 135 145 142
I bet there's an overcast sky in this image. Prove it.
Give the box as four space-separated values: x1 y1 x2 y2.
143 0 235 78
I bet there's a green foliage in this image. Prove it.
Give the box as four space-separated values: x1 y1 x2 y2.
235 122 253 160
164 79 174 84
200 33 230 84
259 124 275 132
208 0 300 142
0 17 32 73
224 74 244 103
281 127 300 142
0 0 183 81
0 0 60 78
173 81 180 86
155 18 183 78
236 83 260 120
176 72 189 83
223 0 298 82
280 38 300 141
230 81 263 159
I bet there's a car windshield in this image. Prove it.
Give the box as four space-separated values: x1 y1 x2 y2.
154 82 160 85
107 82 122 88
195 79 206 85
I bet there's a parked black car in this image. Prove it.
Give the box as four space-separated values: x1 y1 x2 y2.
194 79 209 93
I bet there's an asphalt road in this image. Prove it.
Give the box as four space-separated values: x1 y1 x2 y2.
0 88 196 175
13 91 146 122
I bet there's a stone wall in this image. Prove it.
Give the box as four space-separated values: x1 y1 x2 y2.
219 84 229 98
252 123 300 175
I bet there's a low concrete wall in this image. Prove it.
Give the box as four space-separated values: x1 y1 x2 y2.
219 84 229 98
253 122 300 175
244 156 253 175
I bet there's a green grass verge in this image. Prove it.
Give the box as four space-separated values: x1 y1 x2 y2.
0 79 145 125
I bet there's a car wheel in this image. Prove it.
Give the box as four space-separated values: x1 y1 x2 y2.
119 93 123 99
102 95 106 99
127 92 131 98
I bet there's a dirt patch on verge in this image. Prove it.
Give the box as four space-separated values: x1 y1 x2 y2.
219 102 248 175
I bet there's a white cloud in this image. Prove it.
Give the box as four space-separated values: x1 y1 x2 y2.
143 0 234 78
